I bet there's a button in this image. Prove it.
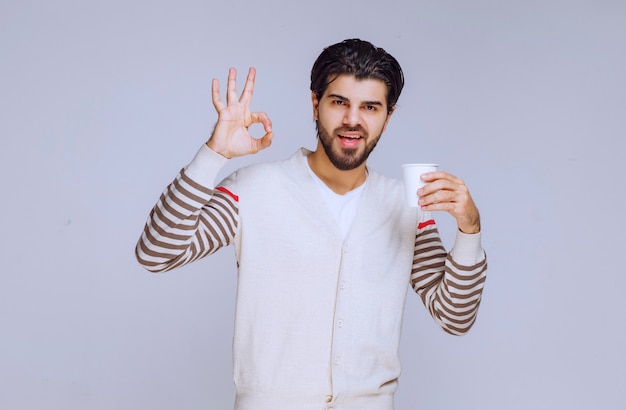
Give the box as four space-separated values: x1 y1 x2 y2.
337 319 344 328
334 356 340 365
339 281 346 290
325 395 333 403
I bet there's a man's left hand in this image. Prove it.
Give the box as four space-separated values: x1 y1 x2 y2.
417 171 481 234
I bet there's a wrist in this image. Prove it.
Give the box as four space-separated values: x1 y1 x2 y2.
457 209 481 234
457 217 481 234
206 139 231 159
458 226 480 234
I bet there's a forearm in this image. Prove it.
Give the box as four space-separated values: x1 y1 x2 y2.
135 145 237 272
410 224 487 335
429 255 487 335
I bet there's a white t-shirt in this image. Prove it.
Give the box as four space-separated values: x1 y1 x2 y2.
305 163 366 239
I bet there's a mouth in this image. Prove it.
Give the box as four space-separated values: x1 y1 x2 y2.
337 133 363 148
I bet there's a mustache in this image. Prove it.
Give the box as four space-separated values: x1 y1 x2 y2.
335 125 367 134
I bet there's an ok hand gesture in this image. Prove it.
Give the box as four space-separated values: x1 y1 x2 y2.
206 67 273 158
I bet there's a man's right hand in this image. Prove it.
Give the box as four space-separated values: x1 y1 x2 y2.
206 67 273 158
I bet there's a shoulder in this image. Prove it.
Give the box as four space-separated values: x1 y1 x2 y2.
367 169 404 195
364 168 413 215
218 149 309 189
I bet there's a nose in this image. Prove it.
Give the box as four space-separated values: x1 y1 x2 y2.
343 106 360 126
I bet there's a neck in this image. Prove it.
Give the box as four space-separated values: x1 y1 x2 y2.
307 143 367 195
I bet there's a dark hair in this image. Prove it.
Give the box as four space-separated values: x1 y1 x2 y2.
310 39 404 113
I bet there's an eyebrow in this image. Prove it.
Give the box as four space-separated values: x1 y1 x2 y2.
327 93 384 107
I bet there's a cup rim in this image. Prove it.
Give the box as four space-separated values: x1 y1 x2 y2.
401 163 439 167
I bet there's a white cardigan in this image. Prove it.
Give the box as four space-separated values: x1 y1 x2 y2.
137 145 487 410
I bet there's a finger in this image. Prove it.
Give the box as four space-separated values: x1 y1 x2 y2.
420 202 456 213
421 171 461 184
226 67 238 106
418 175 466 197
240 67 256 105
212 78 225 112
250 111 273 133
247 130 274 154
418 179 450 197
257 131 274 150
419 189 449 207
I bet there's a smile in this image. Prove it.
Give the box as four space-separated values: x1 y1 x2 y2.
337 133 363 147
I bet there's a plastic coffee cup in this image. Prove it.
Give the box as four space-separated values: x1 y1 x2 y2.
402 163 439 207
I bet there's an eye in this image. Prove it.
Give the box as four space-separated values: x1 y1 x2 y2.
364 104 377 111
333 99 345 106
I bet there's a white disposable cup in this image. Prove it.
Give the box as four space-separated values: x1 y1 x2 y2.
402 163 438 207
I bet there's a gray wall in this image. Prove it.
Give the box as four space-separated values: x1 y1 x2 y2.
1 1 624 409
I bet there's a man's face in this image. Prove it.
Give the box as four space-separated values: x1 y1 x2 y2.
312 74 393 171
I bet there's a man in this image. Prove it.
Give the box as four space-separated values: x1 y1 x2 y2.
136 39 487 410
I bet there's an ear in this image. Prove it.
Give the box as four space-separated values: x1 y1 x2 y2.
382 105 395 132
311 91 319 120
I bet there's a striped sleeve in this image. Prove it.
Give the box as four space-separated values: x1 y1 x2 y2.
135 168 239 273
410 220 487 335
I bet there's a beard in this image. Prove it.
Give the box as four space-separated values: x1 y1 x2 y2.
316 121 382 171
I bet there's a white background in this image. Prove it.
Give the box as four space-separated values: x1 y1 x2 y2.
1 1 624 409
